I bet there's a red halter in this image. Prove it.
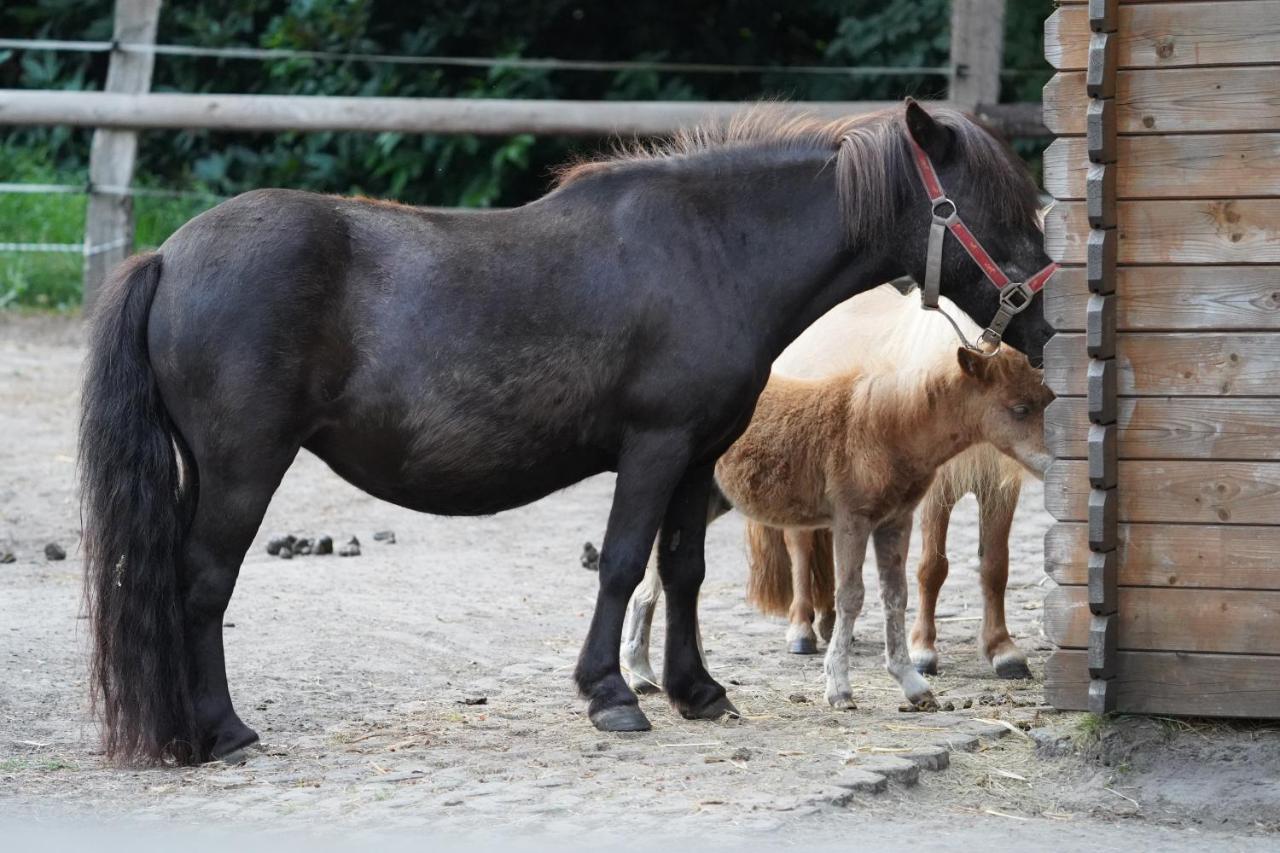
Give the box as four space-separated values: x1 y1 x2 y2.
906 133 1057 352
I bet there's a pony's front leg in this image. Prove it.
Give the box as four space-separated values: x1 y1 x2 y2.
824 514 870 710
874 515 937 708
975 478 1032 679
621 549 663 695
576 434 688 732
657 464 736 721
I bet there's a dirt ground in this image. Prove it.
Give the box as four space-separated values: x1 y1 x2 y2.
2 313 1278 849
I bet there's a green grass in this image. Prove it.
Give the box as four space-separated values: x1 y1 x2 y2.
1073 712 1109 745
0 755 79 772
0 144 219 310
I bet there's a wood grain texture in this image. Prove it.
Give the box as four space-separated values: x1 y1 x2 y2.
83 0 161 308
1045 650 1280 717
1046 2 1280 70
0 90 898 135
1043 68 1280 135
1043 135 1280 199
1045 266 1280 331
949 0 1005 109
1046 397 1280 460
1045 585 1280 654
1045 333 1280 396
1045 200 1280 264
1046 522 1280 589
1046 459 1280 524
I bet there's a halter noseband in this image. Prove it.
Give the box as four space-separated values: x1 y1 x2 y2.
906 134 1058 355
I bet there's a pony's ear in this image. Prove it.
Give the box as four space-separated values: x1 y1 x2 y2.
904 99 955 163
956 347 991 382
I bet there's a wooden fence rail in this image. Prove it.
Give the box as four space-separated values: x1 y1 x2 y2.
0 90 1045 138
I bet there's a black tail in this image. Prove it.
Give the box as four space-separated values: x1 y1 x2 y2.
80 252 199 765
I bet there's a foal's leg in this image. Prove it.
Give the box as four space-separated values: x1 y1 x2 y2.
975 479 1032 679
874 514 937 708
184 447 296 761
784 528 819 655
621 548 663 695
657 465 735 720
814 530 837 642
823 514 870 710
622 491 727 696
908 488 957 675
576 434 691 732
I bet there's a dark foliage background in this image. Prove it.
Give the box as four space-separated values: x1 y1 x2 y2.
1 0 1054 207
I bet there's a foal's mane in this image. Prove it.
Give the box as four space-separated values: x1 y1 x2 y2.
552 103 1040 247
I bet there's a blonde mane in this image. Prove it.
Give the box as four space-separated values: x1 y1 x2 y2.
774 283 1026 503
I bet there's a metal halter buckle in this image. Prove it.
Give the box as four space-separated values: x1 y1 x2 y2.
976 281 1037 353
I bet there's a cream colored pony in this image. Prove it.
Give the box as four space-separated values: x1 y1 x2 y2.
621 285 1050 708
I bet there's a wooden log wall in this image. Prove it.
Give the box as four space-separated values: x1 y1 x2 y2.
1042 0 1280 718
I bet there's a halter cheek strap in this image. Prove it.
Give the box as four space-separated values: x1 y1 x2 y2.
907 134 1058 353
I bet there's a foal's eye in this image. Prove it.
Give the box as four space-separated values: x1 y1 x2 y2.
1010 404 1031 419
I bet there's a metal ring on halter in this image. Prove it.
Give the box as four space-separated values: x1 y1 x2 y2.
921 301 997 356
998 281 1033 312
931 198 959 225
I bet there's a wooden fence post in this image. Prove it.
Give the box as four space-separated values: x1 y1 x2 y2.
949 0 1006 111
82 0 161 311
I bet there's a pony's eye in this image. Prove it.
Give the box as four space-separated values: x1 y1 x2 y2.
1010 404 1031 419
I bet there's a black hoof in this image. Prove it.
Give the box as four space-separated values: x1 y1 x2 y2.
680 694 741 721
914 659 938 676
788 637 818 655
590 704 652 732
994 657 1033 680
208 728 260 764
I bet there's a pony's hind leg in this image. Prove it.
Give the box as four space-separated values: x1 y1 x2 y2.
909 488 957 675
783 529 819 655
811 529 837 643
183 446 296 761
874 514 937 708
621 549 663 694
823 513 870 710
975 478 1031 679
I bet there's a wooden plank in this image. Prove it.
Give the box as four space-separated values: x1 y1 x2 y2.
1046 522 1280 589
1044 585 1280 654
1046 200 1280 264
0 91 904 135
1045 650 1280 717
1043 135 1280 199
1045 266 1280 331
0 91 1038 138
1046 2 1280 70
1045 333 1280 397
1046 459 1280 524
82 0 160 310
1043 68 1280 135
1047 397 1280 460
949 0 1006 109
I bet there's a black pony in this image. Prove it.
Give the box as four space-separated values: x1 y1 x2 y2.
80 101 1054 764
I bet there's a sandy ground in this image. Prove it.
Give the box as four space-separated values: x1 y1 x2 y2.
1 313 1277 850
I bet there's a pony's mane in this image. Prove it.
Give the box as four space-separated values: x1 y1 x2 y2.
552 103 1040 247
